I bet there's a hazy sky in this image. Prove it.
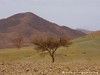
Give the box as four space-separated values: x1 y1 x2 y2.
0 0 100 30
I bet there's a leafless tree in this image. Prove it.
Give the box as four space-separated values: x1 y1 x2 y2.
32 37 72 63
11 36 23 48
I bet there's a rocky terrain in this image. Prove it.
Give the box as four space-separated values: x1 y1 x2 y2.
0 62 99 75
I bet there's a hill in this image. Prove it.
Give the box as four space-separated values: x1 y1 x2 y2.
0 12 86 48
0 30 100 75
0 32 100 62
87 30 100 37
76 28 94 34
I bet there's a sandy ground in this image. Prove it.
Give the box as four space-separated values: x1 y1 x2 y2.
0 62 100 75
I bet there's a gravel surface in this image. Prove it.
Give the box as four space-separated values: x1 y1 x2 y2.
0 62 100 75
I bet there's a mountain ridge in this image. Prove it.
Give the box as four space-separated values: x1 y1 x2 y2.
0 12 86 48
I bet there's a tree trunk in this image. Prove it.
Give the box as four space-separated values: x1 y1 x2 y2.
48 50 55 63
51 54 55 63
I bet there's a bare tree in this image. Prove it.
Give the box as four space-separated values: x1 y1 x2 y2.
32 37 72 63
11 36 23 48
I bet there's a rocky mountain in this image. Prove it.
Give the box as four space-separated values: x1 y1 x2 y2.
0 12 86 48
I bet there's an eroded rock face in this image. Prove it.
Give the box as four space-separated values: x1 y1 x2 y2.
0 62 100 75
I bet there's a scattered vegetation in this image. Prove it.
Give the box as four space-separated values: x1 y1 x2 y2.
0 36 100 63
32 37 72 63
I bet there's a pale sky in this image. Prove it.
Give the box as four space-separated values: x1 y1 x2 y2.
0 0 100 31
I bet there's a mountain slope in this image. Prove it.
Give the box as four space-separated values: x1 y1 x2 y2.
0 12 86 48
76 28 94 34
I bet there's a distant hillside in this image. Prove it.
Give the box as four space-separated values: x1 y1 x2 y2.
0 12 86 48
87 30 100 37
76 28 94 34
